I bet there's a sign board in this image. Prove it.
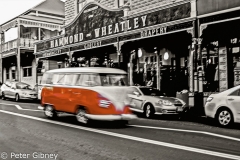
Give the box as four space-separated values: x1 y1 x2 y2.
36 2 191 53
218 47 228 92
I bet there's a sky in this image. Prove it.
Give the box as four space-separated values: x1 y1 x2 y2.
0 0 65 25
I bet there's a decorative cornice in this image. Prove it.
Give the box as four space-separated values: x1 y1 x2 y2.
64 1 125 29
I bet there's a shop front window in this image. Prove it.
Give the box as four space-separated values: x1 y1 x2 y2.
202 43 220 93
229 37 240 88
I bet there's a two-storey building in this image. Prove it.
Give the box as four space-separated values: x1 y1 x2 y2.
0 0 64 86
35 0 197 105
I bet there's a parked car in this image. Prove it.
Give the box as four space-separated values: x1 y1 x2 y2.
1 81 37 101
127 86 187 118
39 67 137 125
205 85 240 127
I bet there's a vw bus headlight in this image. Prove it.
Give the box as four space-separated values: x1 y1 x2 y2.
99 100 111 108
98 94 111 108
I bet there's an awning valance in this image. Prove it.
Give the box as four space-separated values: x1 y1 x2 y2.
19 19 62 31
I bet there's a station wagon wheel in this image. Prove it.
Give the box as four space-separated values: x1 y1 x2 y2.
15 94 20 102
2 92 5 100
144 103 154 118
44 105 58 119
216 108 233 127
76 108 89 124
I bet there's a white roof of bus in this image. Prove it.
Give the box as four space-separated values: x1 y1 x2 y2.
46 67 127 74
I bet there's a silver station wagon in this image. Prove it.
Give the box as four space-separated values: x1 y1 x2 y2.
127 86 187 118
1 81 37 101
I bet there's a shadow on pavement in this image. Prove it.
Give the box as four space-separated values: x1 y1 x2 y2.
133 108 240 130
49 115 132 129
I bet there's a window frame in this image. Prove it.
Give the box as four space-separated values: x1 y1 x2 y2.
23 66 32 77
6 69 10 80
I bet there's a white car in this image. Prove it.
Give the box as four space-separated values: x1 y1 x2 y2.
1 81 37 101
128 86 187 118
205 85 240 127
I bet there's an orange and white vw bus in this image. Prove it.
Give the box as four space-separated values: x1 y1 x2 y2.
39 67 136 124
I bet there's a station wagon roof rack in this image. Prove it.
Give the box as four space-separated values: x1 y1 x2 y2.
46 67 127 74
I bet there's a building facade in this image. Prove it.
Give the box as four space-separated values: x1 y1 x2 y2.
35 0 197 106
0 0 65 87
196 0 240 105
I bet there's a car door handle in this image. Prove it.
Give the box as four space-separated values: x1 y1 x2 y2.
228 98 234 101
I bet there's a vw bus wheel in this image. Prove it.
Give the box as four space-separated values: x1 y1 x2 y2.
15 94 20 102
144 104 154 118
44 105 57 119
76 108 89 124
216 108 233 127
2 92 5 100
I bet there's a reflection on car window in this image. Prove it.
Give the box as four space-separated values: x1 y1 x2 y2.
75 74 99 87
16 83 32 90
230 89 240 96
63 74 78 85
5 81 12 87
129 87 140 95
100 74 128 86
140 88 164 96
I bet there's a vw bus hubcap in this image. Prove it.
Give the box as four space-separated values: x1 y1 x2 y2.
76 109 88 124
45 106 54 117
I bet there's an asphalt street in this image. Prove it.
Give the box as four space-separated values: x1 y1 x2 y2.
0 99 240 160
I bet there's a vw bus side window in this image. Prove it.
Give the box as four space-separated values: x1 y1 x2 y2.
51 74 65 85
63 74 78 85
75 74 101 87
41 73 53 84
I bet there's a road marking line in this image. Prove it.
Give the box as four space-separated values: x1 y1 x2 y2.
0 103 43 112
15 104 22 110
129 125 240 142
0 110 239 160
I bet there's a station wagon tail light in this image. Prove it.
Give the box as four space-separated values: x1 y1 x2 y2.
206 97 213 102
158 100 172 106
98 94 111 108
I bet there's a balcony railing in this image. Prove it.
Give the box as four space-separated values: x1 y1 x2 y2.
19 38 36 48
0 39 17 52
0 38 37 53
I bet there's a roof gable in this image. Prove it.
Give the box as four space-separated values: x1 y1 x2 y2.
32 0 65 16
